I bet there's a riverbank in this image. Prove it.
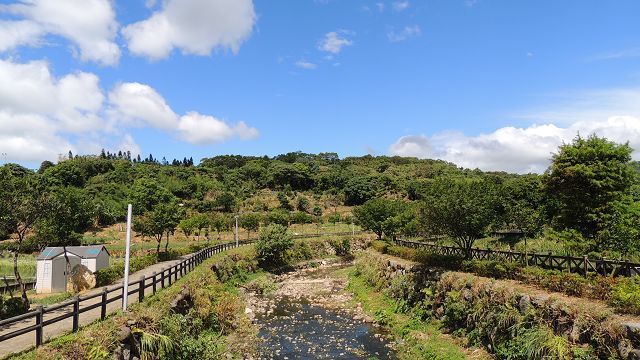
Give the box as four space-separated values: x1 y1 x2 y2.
243 259 483 359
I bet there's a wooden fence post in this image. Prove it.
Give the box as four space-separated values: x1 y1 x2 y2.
583 255 588 276
161 268 166 288
101 287 108 320
72 296 80 332
35 306 43 347
152 272 157 294
138 276 145 303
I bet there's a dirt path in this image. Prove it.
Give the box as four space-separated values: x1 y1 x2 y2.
0 254 191 359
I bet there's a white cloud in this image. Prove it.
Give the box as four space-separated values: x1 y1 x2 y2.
108 82 178 130
318 31 353 54
390 88 640 173
178 112 259 144
376 2 385 12
0 59 258 163
122 0 256 60
392 1 410 11
387 25 421 42
0 0 120 65
295 60 317 69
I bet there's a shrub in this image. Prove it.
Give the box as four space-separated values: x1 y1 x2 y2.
609 276 640 314
1 297 29 319
255 224 293 268
291 211 313 224
371 240 388 253
329 238 351 257
462 260 521 280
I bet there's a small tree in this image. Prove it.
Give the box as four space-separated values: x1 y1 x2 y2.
240 212 261 239
210 213 230 239
255 224 293 268
179 217 196 239
190 213 211 241
544 135 634 243
296 196 310 212
0 171 48 307
353 198 398 239
419 178 497 258
216 192 236 213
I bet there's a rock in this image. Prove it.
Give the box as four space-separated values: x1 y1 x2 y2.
112 345 122 360
623 323 640 345
518 295 531 313
122 344 132 360
66 264 96 293
118 326 132 343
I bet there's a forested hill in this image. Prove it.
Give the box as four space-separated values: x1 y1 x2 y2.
1 151 478 226
2 138 640 260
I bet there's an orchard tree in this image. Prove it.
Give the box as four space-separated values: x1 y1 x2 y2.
179 217 195 239
543 135 635 245
353 198 401 239
190 213 211 240
136 202 184 254
419 178 498 258
240 212 261 239
210 213 230 239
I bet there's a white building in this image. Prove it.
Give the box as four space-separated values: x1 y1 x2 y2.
36 245 110 294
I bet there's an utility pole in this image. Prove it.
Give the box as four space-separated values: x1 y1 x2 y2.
122 204 133 312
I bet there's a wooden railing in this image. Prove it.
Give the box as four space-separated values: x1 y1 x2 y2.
0 230 362 349
0 239 255 347
393 239 640 277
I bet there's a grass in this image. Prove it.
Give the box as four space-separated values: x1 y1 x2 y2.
346 268 474 360
0 255 36 279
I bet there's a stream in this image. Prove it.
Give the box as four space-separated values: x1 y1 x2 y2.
246 262 396 359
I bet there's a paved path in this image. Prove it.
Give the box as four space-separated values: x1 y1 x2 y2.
0 254 191 359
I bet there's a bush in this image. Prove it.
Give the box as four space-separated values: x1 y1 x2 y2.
518 267 589 297
609 276 640 314
371 240 388 253
462 260 521 280
1 297 29 320
291 211 313 225
255 224 293 268
329 238 351 257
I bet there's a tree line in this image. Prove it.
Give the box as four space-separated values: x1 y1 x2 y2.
353 135 640 259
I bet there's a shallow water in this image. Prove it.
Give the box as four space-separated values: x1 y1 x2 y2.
255 294 396 359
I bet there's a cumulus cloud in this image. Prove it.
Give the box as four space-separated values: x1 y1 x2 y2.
122 0 256 60
318 31 352 54
178 112 258 144
0 59 258 163
387 25 421 42
108 82 178 130
295 60 317 69
390 118 640 174
0 0 120 65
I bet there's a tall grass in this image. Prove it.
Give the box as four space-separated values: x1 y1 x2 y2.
0 255 36 279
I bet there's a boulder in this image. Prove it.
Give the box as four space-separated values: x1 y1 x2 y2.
624 323 640 344
66 264 96 293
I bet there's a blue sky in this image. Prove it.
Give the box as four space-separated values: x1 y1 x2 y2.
1 0 639 172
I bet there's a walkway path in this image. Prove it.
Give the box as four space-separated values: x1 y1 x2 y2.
0 254 190 358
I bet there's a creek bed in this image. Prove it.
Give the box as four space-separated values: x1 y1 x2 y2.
250 263 396 359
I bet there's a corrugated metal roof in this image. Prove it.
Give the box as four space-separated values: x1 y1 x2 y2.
37 245 110 260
